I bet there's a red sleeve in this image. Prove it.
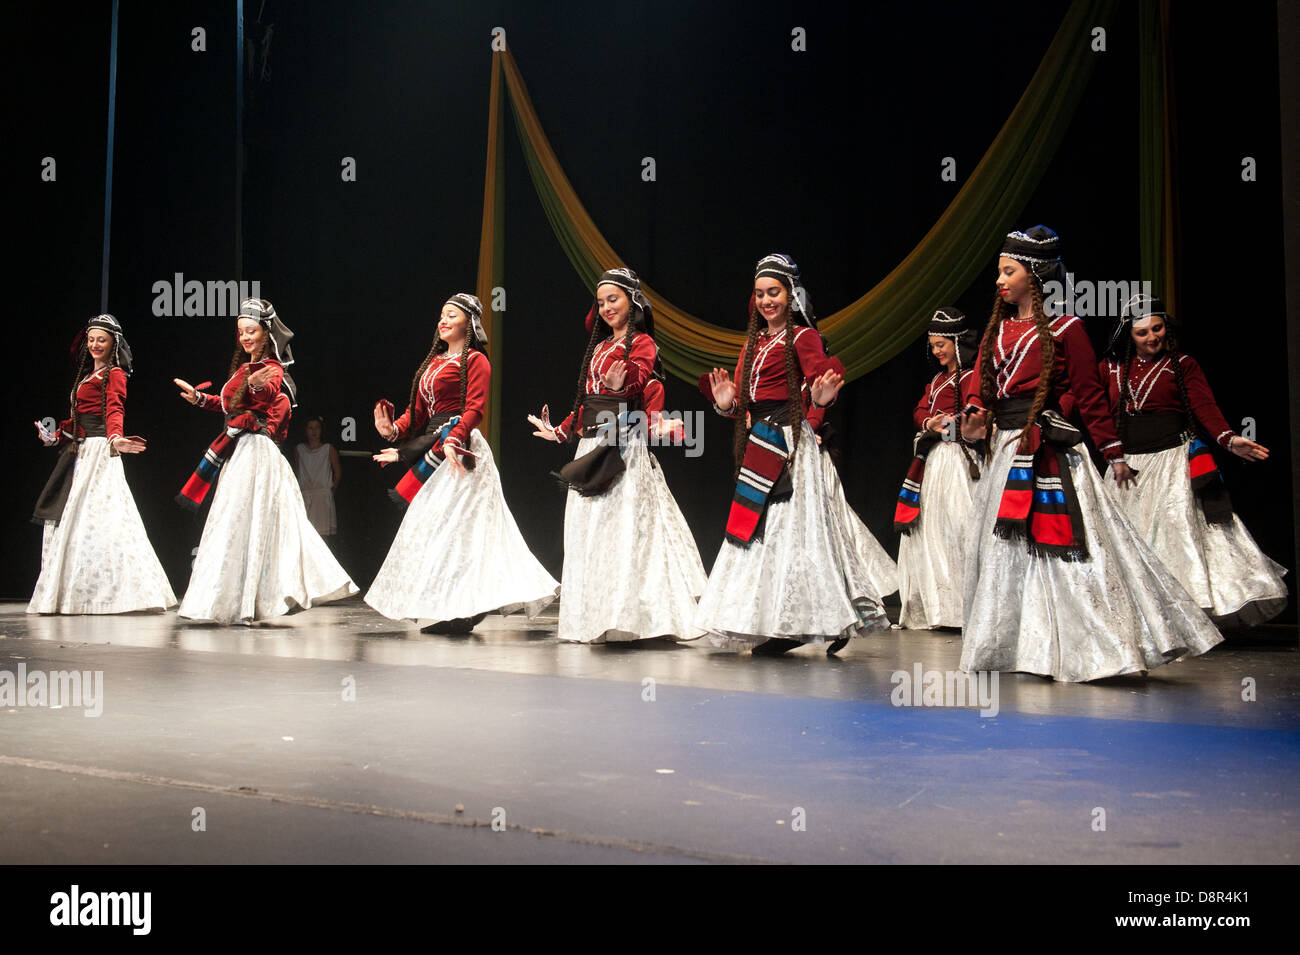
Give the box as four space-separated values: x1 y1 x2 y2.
555 404 579 442
446 351 489 447
1098 360 1119 414
961 349 985 409
617 333 656 397
1058 321 1122 460
1180 356 1237 448
913 379 934 430
793 328 829 386
643 378 664 417
104 368 127 441
805 403 826 432
265 393 291 443
195 389 223 412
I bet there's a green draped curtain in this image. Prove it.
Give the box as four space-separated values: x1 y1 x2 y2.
475 0 1121 444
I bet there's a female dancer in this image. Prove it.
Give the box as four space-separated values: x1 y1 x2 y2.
959 227 1221 681
1101 294 1287 626
892 308 981 629
367 293 557 629
696 253 890 655
528 268 706 643
296 417 341 540
174 298 356 624
30 314 176 614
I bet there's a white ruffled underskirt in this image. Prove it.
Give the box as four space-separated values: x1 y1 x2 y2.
695 421 892 649
558 432 707 643
364 430 558 622
28 437 177 615
897 440 977 629
1103 441 1288 627
179 433 357 624
961 430 1223 682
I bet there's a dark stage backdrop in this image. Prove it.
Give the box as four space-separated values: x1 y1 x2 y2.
10 1 1293 623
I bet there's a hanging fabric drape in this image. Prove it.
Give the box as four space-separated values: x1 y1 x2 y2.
475 0 1119 443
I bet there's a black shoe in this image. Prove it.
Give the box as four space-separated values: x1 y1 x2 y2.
421 612 488 635
826 638 850 656
752 637 802 655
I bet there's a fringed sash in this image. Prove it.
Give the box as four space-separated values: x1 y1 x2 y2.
892 431 941 533
32 414 104 525
726 409 791 546
993 400 1088 561
176 430 240 510
1122 412 1232 525
388 413 464 508
555 395 638 496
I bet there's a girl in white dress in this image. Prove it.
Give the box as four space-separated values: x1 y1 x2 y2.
173 298 357 624
30 314 176 614
367 293 557 631
528 269 706 644
295 417 340 539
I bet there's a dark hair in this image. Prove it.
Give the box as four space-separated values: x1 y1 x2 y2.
1115 317 1194 448
731 293 804 473
567 291 648 430
227 325 272 412
68 335 118 441
404 320 487 424
979 276 1054 453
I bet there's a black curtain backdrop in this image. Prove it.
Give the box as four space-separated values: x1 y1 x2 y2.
10 1 1292 623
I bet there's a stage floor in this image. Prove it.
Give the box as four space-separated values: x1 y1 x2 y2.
1 599 1296 864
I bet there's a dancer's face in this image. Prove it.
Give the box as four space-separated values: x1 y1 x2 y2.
595 284 630 334
438 304 468 347
996 257 1033 307
753 278 789 325
306 419 322 443
86 328 113 365
929 335 956 370
1130 316 1166 358
237 319 267 356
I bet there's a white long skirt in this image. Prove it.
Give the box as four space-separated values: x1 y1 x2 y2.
28 437 177 614
897 441 977 629
1103 441 1288 627
559 431 706 643
696 421 891 649
365 430 558 621
819 448 899 601
179 433 357 624
961 430 1223 682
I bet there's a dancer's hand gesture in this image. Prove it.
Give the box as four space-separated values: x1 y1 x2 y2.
708 368 735 410
601 360 627 392
528 404 559 441
810 369 843 407
1229 436 1269 462
174 378 199 405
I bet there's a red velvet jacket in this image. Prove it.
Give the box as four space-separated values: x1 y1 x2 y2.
961 315 1123 460
58 366 126 443
391 349 489 449
194 358 291 443
913 368 976 430
1100 353 1237 449
554 333 656 441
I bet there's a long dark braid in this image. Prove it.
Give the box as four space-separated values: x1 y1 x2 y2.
68 344 92 442
782 321 803 461
1017 282 1056 452
977 288 1009 410
568 319 604 430
1164 328 1196 436
1117 334 1135 453
227 338 271 413
731 302 763 472
406 344 439 420
568 308 641 433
